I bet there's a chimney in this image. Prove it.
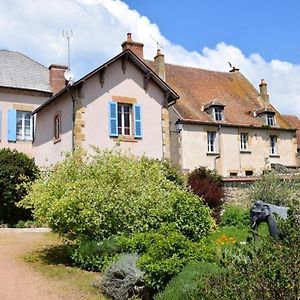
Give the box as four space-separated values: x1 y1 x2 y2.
154 49 165 81
121 33 144 59
49 64 68 94
259 79 269 103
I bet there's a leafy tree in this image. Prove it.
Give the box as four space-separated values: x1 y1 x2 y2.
0 148 38 226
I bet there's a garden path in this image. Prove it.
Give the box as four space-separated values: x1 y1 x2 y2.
0 229 89 300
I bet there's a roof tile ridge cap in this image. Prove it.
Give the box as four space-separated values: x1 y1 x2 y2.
165 62 234 74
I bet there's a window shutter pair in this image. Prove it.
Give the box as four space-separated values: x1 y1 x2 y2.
109 102 142 138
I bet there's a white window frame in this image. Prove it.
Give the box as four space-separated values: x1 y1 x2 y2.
270 135 277 155
207 131 217 153
240 133 248 151
213 107 224 121
16 111 32 141
118 103 132 136
267 113 275 126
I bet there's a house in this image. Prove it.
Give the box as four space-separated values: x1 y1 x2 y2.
0 50 67 156
144 46 298 176
161 64 298 176
283 114 300 165
32 33 179 166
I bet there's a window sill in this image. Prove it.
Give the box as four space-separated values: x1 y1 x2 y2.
240 150 251 154
206 152 220 156
53 138 61 144
13 140 32 143
269 154 280 158
114 136 138 143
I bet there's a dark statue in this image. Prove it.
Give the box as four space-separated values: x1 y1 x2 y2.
250 200 288 237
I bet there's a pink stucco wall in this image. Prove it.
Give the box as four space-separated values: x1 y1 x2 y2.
33 94 73 166
82 60 165 159
0 91 47 156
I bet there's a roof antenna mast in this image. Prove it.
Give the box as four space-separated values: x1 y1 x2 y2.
62 30 73 70
151 35 163 51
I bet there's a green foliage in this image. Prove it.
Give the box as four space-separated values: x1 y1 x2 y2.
70 238 121 271
118 225 213 292
184 217 300 300
0 148 38 226
187 167 224 220
220 205 250 227
20 149 214 242
155 262 222 300
249 171 300 206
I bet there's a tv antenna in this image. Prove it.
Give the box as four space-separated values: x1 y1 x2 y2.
151 35 163 51
62 30 73 70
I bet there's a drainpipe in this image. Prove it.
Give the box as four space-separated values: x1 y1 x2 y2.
214 125 222 172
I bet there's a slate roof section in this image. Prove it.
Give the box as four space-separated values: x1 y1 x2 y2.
284 115 300 148
0 50 51 92
146 60 293 130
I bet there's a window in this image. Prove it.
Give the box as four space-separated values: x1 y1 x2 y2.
213 107 224 121
109 101 142 139
207 131 217 153
270 136 277 155
16 111 32 141
267 113 275 126
245 170 253 176
230 172 238 177
54 114 61 141
118 104 131 136
240 133 248 151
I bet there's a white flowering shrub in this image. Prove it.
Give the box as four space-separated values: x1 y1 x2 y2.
20 149 214 242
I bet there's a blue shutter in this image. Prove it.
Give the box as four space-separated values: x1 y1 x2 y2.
0 107 2 141
109 102 118 137
7 109 17 142
134 104 142 138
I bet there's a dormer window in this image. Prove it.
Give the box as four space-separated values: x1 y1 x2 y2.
203 100 225 122
214 107 224 121
255 107 276 127
267 113 275 126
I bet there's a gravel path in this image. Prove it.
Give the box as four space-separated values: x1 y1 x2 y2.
0 229 94 300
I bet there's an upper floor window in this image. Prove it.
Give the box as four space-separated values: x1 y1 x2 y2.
16 111 32 141
207 131 217 153
54 114 61 141
270 135 277 155
118 104 131 136
267 113 275 126
109 101 142 139
213 107 224 121
240 133 248 151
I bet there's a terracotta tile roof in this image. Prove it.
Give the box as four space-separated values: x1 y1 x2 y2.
146 60 293 130
284 115 300 148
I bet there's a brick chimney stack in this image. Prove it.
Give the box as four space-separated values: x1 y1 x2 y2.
259 79 269 103
154 49 165 81
49 64 68 94
121 33 144 59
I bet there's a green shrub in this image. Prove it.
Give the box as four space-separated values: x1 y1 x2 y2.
0 148 38 226
118 225 214 292
20 149 214 242
188 218 300 300
155 262 222 300
70 238 121 271
220 205 250 227
187 167 224 221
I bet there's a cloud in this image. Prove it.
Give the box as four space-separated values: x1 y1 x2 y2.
0 0 299 116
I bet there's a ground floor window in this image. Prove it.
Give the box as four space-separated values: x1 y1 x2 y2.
16 111 32 141
270 135 277 155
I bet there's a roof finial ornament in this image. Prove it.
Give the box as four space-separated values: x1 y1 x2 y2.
228 61 239 73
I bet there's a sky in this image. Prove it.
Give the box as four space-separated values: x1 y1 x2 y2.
0 0 300 116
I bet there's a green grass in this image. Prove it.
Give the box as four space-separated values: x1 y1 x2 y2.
23 233 106 300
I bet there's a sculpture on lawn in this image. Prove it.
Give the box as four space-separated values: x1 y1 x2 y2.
250 200 288 237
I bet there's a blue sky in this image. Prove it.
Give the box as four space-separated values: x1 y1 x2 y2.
0 0 299 115
123 0 300 64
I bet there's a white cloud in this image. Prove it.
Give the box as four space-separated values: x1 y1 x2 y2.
0 0 299 116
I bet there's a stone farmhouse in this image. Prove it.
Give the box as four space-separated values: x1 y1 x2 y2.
0 34 299 176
